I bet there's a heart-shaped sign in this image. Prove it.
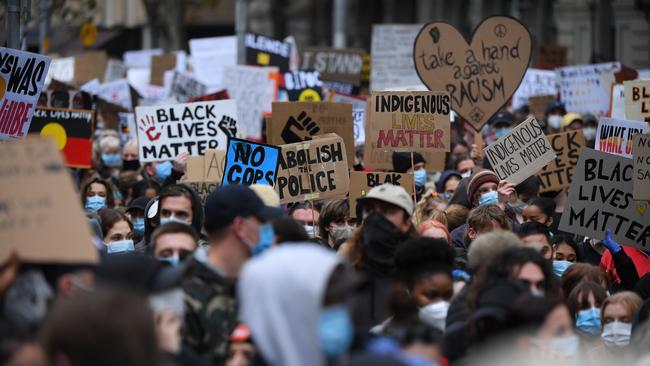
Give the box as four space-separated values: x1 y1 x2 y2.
414 16 532 131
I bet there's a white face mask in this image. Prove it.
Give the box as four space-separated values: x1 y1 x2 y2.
418 301 449 331
547 115 563 129
601 321 632 347
303 225 315 236
583 127 596 141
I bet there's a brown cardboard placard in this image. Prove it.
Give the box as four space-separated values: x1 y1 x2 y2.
0 138 98 264
624 79 650 124
184 156 205 181
348 171 414 218
183 181 220 206
413 16 532 132
204 149 227 182
536 130 585 193
73 51 107 85
484 116 556 185
300 47 365 86
269 102 355 166
150 54 177 86
529 95 556 120
632 133 650 200
180 149 226 205
535 44 567 70
275 134 349 204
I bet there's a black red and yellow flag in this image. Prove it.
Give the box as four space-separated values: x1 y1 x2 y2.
28 107 94 168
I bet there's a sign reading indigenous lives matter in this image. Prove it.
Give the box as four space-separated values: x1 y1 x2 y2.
245 32 291 73
596 117 648 159
348 171 414 218
559 148 649 250
413 16 533 131
484 116 556 185
222 138 280 187
632 133 650 200
0 48 51 139
624 79 650 123
536 130 585 192
275 134 349 204
135 100 238 162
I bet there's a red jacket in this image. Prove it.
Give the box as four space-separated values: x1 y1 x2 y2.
599 246 650 284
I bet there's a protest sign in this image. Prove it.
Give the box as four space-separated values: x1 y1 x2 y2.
96 79 133 110
245 32 291 73
135 100 238 162
0 48 51 140
189 36 237 87
150 54 177 86
46 57 74 85
180 149 226 204
123 49 163 68
170 71 207 102
610 84 626 119
512 69 557 109
222 65 277 138
559 148 649 250
118 112 137 146
300 48 364 86
222 138 280 186
596 117 648 159
0 138 98 264
348 172 414 218
73 51 107 86
188 89 230 103
353 108 365 146
529 95 556 120
269 102 355 166
536 130 585 192
104 59 127 82
275 134 349 203
371 24 425 91
28 107 94 168
283 70 323 101
413 16 533 132
624 79 650 123
557 62 620 116
535 44 567 70
484 116 556 185
329 92 367 110
632 133 650 200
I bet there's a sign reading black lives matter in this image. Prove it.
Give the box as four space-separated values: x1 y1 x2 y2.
484 116 556 185
559 148 649 250
135 100 238 162
536 130 585 193
245 32 291 73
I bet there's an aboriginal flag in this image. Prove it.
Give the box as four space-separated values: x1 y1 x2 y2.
28 107 94 168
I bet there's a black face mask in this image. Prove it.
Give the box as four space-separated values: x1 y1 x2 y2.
122 159 141 171
361 213 409 276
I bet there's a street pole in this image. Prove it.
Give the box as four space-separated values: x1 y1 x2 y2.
39 0 50 54
332 0 346 48
7 0 21 49
236 0 247 64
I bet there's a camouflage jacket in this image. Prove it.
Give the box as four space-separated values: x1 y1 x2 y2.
181 248 238 365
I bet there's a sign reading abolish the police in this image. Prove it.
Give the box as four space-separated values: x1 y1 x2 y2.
536 130 585 193
485 116 556 185
135 100 238 162
595 117 648 159
223 138 280 186
559 148 650 250
276 134 349 204
348 172 414 218
633 133 650 200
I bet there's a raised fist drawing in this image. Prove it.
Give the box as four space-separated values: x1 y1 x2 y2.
138 115 161 142
218 115 237 138
281 111 320 143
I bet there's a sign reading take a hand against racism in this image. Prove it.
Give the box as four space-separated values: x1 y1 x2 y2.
348 171 414 218
222 138 280 187
595 117 648 159
632 133 650 200
0 48 51 140
484 116 556 185
135 100 238 162
536 130 585 193
559 148 649 250
413 16 532 131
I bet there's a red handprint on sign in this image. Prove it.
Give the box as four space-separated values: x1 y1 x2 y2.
138 115 162 142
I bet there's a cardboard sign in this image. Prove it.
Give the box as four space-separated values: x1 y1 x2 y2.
610 84 626 119
123 48 163 68
245 32 291 73
118 112 137 145
535 44 567 70
222 138 280 186
300 48 364 86
371 24 425 91
0 138 97 264
596 117 648 158
28 107 94 168
0 48 51 139
150 54 177 86
189 36 237 87
512 69 557 109
329 92 367 110
96 79 133 110
104 59 127 82
46 57 74 85
73 51 107 86
559 148 649 250
348 172 414 218
632 133 650 200
221 65 277 138
135 100 238 162
529 95 556 120
557 62 620 116
275 134 349 203
283 70 323 101
484 116 556 185
536 130 586 192
624 79 650 123
269 102 355 166
180 149 226 204
413 16 532 131
170 71 207 102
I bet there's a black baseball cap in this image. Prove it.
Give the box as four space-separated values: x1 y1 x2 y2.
490 110 514 127
204 185 285 233
126 196 151 213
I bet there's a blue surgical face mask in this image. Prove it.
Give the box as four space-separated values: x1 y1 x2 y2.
160 216 190 226
157 254 180 267
101 153 122 168
479 190 498 206
319 305 354 358
414 169 427 187
552 260 573 277
494 127 512 139
155 161 173 181
106 239 135 254
85 196 106 212
254 223 275 256
576 307 601 336
132 217 145 237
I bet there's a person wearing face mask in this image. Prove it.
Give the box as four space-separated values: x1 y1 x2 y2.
180 185 284 365
81 178 114 213
562 113 583 131
316 199 356 250
435 170 462 200
121 139 141 172
582 113 598 148
154 184 206 249
125 196 151 244
392 151 427 201
600 292 643 347
93 133 122 180
544 100 566 134
566 281 607 338
485 110 515 144
522 197 556 231
98 209 135 254
151 222 199 267
289 202 320 238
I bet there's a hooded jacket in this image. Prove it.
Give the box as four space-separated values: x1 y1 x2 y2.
238 244 342 366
